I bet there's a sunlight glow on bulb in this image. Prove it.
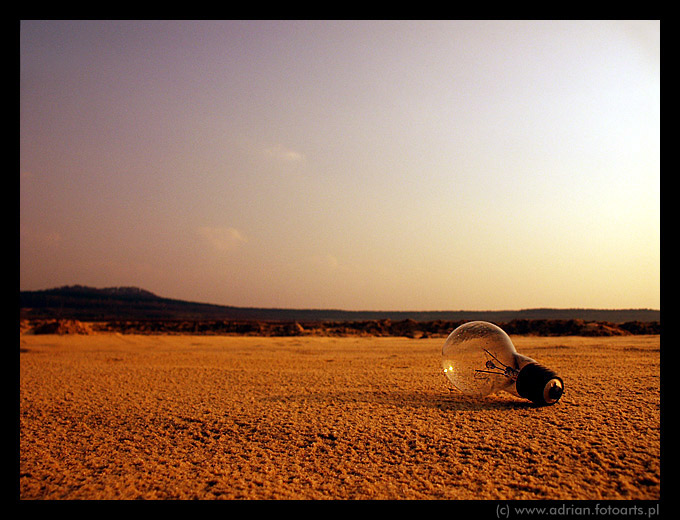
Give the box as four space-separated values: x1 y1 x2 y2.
442 321 564 405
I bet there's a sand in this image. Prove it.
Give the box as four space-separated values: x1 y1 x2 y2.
19 333 660 500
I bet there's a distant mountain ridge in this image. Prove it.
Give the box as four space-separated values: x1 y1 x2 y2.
19 285 661 323
57 285 159 299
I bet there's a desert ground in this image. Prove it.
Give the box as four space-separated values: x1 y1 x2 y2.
19 332 660 500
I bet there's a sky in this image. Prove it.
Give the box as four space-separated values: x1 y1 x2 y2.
20 20 660 311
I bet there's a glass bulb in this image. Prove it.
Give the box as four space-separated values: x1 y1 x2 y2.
441 321 564 405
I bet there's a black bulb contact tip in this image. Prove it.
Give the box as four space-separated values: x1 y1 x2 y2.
547 380 564 401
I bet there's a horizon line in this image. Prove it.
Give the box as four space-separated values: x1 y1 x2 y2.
20 284 661 314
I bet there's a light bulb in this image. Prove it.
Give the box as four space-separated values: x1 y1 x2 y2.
441 321 563 405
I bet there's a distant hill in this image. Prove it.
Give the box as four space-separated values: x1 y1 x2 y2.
19 285 661 323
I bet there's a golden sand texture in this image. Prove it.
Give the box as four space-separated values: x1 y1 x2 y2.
19 334 660 500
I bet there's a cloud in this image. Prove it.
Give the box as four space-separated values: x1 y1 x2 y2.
264 144 306 163
305 253 352 274
197 226 247 252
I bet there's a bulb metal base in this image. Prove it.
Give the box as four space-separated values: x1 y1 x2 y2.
515 363 564 405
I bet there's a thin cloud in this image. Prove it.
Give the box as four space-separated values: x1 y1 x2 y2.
197 226 247 252
307 253 351 273
264 144 306 163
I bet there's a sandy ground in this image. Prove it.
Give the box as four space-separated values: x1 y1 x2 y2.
19 333 660 500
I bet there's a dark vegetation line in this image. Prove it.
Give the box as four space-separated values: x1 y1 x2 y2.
20 286 660 337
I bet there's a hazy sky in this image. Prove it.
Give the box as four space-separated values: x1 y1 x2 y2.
20 20 660 311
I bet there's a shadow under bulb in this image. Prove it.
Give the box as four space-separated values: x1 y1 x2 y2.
441 321 564 405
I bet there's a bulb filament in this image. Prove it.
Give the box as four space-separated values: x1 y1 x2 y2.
475 349 519 380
